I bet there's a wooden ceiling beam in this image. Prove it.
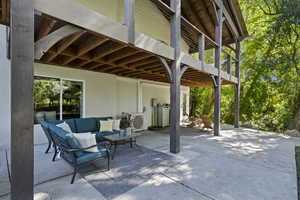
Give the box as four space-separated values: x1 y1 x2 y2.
79 43 126 67
116 53 153 65
62 37 109 65
106 48 140 62
36 16 57 41
43 31 85 63
47 48 203 85
1 0 7 24
137 63 162 70
130 58 159 68
88 63 105 70
182 0 211 38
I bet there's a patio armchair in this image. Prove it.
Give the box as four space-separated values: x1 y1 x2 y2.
41 117 119 161
47 123 110 184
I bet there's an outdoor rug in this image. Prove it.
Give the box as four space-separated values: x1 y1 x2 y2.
80 144 175 200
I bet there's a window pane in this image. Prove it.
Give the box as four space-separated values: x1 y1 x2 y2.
62 80 83 119
34 76 60 124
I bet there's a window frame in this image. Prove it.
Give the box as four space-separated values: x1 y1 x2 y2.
34 74 86 121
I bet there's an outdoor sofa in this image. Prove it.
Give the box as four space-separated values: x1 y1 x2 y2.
41 117 120 183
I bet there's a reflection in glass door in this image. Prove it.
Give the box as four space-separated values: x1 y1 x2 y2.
33 76 83 123
62 80 83 119
34 76 60 123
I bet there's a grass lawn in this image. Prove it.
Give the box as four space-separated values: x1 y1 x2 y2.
295 147 300 200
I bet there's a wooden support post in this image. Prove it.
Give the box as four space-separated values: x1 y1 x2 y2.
10 0 34 199
213 4 223 136
124 0 135 44
234 41 241 128
198 34 205 62
170 0 181 153
226 54 231 74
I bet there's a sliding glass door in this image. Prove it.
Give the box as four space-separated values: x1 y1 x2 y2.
62 80 83 119
34 76 84 123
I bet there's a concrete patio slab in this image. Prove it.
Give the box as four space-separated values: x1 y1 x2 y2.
114 173 211 200
1 128 300 200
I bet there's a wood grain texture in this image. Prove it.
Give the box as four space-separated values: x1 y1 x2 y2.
10 0 34 199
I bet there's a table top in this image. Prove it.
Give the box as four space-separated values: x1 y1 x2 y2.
103 132 143 142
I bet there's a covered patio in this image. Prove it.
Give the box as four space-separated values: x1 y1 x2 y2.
0 0 248 199
1 127 298 200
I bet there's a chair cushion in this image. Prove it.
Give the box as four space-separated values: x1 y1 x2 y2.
73 133 98 153
56 122 72 133
48 124 69 138
64 119 77 133
47 119 77 133
65 133 84 157
76 146 108 164
75 118 98 133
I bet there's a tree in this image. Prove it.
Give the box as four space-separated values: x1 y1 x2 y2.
190 0 300 132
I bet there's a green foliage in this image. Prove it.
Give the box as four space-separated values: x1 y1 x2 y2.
190 0 300 133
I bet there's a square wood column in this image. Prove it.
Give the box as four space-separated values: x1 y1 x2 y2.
170 0 181 153
213 4 223 136
10 0 34 199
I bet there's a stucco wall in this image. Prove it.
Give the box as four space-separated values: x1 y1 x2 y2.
0 25 10 150
0 55 190 147
73 0 190 53
34 63 190 144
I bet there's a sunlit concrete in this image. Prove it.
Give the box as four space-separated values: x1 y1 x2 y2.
1 128 300 200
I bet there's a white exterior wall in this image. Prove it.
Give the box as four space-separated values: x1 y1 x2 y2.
73 0 190 53
33 63 190 145
0 0 192 148
0 25 10 150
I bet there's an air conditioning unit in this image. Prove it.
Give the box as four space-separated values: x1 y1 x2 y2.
157 104 170 127
130 113 145 132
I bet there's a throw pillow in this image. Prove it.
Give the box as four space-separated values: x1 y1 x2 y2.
56 122 72 133
100 120 113 132
65 133 83 156
113 119 121 131
73 133 98 153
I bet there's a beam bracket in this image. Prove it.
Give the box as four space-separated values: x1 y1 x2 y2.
179 65 188 80
34 25 84 60
158 57 173 82
211 75 217 88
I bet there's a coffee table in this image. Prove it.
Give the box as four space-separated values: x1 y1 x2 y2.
103 132 143 160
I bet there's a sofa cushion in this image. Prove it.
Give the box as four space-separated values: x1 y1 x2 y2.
76 146 107 164
94 117 113 130
99 120 113 132
75 118 98 133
